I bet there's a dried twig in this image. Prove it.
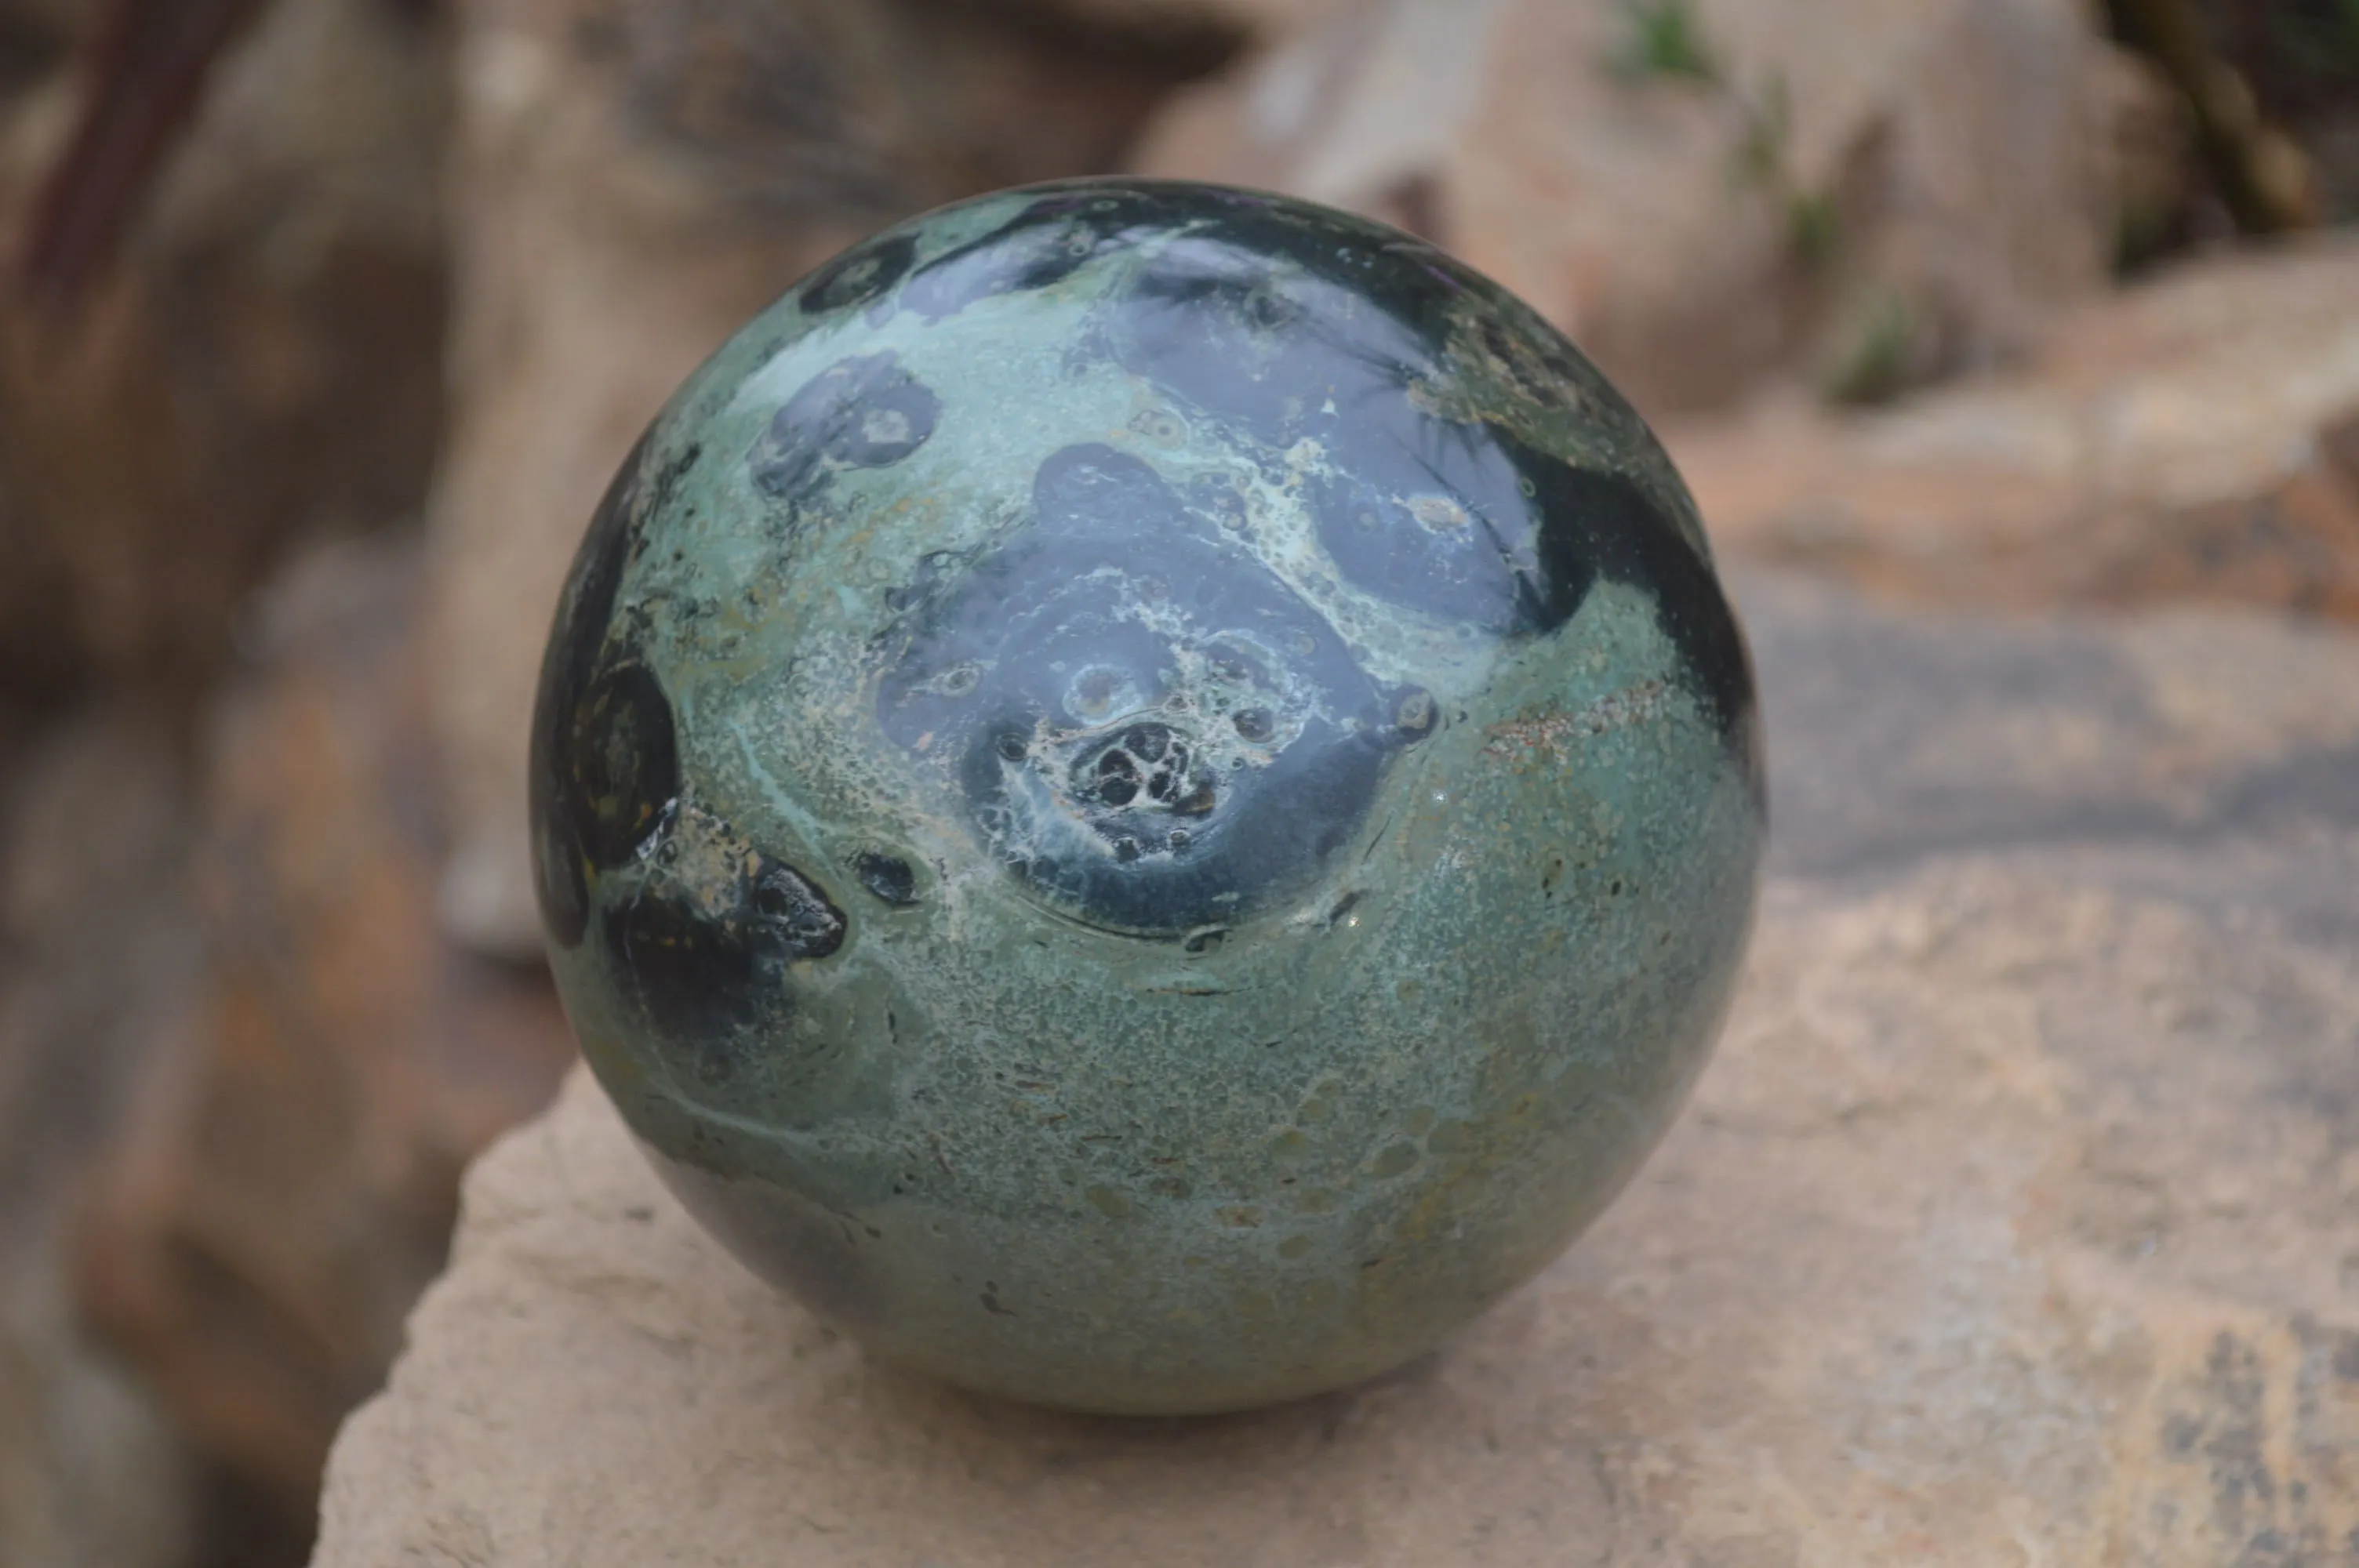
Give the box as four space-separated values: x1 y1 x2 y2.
16 0 271 312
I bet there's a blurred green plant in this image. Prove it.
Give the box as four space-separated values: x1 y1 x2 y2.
1608 0 1842 274
1606 0 1721 83
1815 283 1926 407
1608 1 1962 407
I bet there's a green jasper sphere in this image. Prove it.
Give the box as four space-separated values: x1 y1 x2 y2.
531 178 1764 1414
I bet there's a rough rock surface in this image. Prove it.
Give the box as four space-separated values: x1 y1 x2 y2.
0 712 199 1568
314 569 2359 1566
1676 236 2359 622
75 535 576 1543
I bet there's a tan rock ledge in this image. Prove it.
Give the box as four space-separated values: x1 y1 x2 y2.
315 836 2359 1565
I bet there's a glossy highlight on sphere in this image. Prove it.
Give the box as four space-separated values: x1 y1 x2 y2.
531 179 1765 1414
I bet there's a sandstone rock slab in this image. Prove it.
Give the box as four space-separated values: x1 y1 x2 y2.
1673 237 2359 622
314 574 2359 1566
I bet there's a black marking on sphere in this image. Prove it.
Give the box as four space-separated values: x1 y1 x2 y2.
750 353 941 508
529 437 703 947
876 442 1423 938
853 851 920 907
898 187 1190 321
798 232 917 319
533 440 640 943
569 663 679 869
602 848 845 1071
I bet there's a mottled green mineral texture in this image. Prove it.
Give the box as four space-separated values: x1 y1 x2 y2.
530 179 1764 1413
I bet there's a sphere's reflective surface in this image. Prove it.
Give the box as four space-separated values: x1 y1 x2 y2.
532 179 1763 1414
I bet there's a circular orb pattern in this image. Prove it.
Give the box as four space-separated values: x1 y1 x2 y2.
531 178 1765 1414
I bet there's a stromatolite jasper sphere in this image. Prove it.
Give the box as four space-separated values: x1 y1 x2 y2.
531 178 1764 1414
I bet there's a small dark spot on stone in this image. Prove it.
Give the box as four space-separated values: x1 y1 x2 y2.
1091 747 1143 808
1393 688 1436 739
750 352 942 503
569 663 678 870
623 1206 654 1222
1245 289 1292 332
797 231 917 317
1167 829 1190 850
995 731 1030 762
600 833 846 1060
1183 927 1226 954
751 862 846 957
1233 707 1274 742
853 851 919 906
900 190 1173 321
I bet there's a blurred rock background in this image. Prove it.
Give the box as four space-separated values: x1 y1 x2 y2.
0 0 2350 1563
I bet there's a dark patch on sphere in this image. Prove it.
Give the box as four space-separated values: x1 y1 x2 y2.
899 186 1187 321
853 851 920 907
529 445 641 946
602 848 845 1059
568 662 679 869
876 441 1425 937
530 439 705 946
749 353 941 506
1511 448 1757 742
797 232 917 318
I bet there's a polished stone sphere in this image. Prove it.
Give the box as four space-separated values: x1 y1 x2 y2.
531 178 1763 1414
